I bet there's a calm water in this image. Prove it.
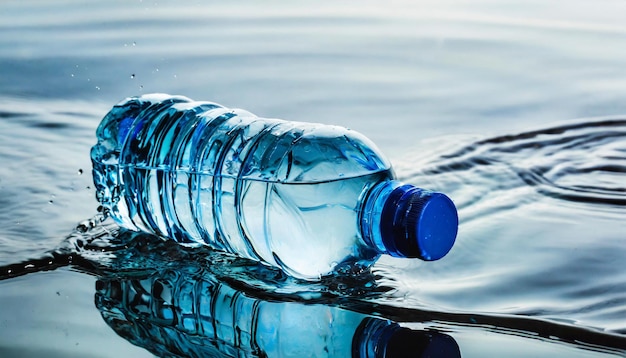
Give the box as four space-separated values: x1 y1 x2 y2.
1 0 626 356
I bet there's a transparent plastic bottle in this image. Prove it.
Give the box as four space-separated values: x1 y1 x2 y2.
96 266 461 358
91 94 458 279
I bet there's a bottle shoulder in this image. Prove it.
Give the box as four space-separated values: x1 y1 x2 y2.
240 121 392 183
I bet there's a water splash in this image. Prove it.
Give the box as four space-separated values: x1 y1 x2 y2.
0 213 387 302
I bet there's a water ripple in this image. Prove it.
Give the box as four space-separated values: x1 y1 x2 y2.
0 113 624 354
388 116 626 337
407 117 626 211
0 215 624 354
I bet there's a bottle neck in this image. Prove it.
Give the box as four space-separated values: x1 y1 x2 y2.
360 180 459 260
360 180 403 255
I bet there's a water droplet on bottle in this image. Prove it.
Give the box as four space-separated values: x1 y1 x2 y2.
70 73 74 77
130 74 135 79
132 41 136 46
78 168 83 175
95 86 101 90
139 85 144 90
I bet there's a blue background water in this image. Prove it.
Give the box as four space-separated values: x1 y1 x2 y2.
1 0 625 356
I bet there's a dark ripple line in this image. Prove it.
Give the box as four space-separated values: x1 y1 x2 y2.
427 119 626 174
412 117 626 208
0 115 79 130
344 302 626 354
516 167 626 206
0 110 30 119
27 121 75 129
0 216 118 281
475 117 626 147
0 249 101 281
436 117 626 163
579 164 626 175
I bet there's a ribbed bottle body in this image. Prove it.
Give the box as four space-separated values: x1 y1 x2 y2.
96 268 367 357
96 267 460 358
91 94 394 279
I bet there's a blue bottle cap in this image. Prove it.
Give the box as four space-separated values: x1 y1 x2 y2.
385 326 461 358
353 317 461 358
380 185 458 260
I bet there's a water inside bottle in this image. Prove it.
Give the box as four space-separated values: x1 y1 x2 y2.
120 165 391 278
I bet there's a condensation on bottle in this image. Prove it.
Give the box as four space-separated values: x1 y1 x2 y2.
91 94 459 280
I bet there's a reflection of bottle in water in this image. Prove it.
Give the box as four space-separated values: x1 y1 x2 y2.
91 94 458 279
95 267 460 358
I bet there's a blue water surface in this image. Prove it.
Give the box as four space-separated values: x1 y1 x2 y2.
1 0 625 356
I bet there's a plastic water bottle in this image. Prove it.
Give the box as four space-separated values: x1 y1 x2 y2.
91 94 458 280
95 266 461 358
